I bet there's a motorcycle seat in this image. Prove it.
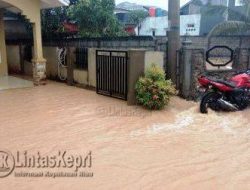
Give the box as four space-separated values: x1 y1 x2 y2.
215 79 237 88
207 77 237 88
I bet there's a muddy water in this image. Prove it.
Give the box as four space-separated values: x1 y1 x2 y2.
0 81 250 190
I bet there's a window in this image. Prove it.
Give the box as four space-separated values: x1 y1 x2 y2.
235 0 243 6
187 24 195 28
152 30 156 37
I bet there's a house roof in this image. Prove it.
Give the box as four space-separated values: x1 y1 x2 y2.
41 0 69 9
181 0 195 9
0 0 69 13
181 0 228 9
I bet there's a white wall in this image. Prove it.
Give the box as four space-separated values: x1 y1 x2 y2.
137 17 168 36
136 14 201 36
180 14 201 36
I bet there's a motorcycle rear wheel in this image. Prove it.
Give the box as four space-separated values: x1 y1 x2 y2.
200 91 221 114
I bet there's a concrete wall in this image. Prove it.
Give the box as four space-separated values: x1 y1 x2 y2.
6 45 96 87
88 48 97 87
144 51 164 71
43 47 59 78
74 69 88 85
127 49 164 105
41 35 250 72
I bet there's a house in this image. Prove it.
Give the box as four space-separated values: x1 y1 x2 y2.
136 0 247 37
136 15 201 36
180 0 228 15
180 0 229 35
135 0 229 36
115 3 167 36
228 0 246 21
114 8 136 35
116 2 145 11
0 0 69 86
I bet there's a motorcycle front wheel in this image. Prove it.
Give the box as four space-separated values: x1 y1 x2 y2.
200 91 221 114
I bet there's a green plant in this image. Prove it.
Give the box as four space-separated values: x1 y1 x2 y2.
67 0 126 37
135 64 176 110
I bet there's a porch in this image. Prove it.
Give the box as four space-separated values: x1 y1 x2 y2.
0 76 33 90
0 0 69 89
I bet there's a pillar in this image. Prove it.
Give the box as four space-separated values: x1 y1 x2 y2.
0 10 8 76
127 50 145 105
180 42 193 99
167 0 181 84
32 18 46 85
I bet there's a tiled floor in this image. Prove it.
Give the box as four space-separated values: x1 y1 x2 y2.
0 76 33 90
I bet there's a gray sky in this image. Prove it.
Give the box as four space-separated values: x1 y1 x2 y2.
115 0 191 10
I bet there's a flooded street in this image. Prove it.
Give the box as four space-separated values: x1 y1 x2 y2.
0 81 250 190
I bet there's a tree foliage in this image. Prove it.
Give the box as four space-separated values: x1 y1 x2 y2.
128 10 148 26
41 0 78 38
67 0 125 37
41 7 67 38
41 0 125 38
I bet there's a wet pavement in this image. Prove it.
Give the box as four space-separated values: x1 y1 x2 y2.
0 81 249 190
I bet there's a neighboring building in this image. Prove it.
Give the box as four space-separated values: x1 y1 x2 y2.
134 0 236 36
180 0 228 15
228 0 246 21
114 8 137 35
115 3 167 36
136 15 201 36
115 8 130 24
0 0 69 85
116 2 146 11
133 0 247 37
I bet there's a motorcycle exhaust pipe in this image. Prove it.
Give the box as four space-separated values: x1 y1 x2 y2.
217 99 238 111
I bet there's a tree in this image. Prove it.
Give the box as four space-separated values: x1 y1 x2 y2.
67 0 125 37
206 0 250 37
127 10 148 35
128 10 148 26
41 0 78 38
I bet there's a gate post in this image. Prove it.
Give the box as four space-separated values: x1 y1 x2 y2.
180 41 193 99
127 50 146 105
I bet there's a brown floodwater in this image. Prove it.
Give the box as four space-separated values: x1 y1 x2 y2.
0 81 249 190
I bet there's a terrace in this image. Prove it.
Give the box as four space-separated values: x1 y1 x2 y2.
0 0 69 89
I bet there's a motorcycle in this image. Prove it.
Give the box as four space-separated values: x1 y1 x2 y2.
198 70 250 113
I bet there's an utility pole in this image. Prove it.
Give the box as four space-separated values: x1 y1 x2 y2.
167 0 181 84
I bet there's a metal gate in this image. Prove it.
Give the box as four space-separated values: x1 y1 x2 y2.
96 50 128 100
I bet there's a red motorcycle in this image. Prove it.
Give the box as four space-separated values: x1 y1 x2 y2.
198 70 250 113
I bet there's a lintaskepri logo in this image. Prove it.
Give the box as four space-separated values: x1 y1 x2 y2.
0 151 15 178
0 150 93 178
